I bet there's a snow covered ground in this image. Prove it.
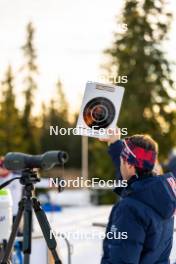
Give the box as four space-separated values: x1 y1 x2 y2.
33 205 111 263
33 204 176 264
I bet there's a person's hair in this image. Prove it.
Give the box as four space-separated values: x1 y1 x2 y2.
128 134 158 176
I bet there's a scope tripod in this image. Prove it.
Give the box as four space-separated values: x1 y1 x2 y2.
0 169 62 264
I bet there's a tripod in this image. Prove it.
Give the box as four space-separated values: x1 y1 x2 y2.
0 169 62 264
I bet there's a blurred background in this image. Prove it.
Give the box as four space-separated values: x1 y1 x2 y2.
0 0 176 203
0 0 176 201
0 0 176 263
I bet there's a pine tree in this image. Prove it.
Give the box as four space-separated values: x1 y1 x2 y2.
40 81 69 153
0 66 24 154
21 22 38 154
68 113 81 168
56 79 68 120
104 0 176 158
39 80 82 168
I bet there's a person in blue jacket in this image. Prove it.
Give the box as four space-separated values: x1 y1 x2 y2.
100 130 176 264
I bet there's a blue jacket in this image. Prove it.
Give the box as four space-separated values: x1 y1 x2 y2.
101 140 176 264
167 156 176 179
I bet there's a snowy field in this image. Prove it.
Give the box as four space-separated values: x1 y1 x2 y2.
33 204 176 264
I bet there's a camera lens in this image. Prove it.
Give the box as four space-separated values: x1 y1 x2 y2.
83 97 116 129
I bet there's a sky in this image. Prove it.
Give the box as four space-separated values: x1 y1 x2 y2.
0 0 176 116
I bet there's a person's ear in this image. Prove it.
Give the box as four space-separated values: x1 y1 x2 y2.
125 161 131 168
128 163 135 171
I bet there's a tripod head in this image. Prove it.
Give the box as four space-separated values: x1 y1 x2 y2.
20 169 41 197
20 169 40 186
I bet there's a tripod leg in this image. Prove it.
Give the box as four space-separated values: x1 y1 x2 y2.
23 197 33 264
1 199 24 264
32 198 62 264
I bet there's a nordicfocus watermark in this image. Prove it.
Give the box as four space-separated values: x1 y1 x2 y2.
50 126 128 136
50 229 128 241
49 177 127 189
93 74 128 85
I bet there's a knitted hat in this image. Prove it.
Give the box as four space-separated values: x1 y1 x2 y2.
120 139 157 171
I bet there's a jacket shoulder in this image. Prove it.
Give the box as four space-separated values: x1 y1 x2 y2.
115 197 154 227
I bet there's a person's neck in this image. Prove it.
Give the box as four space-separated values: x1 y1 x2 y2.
125 173 137 182
127 175 138 185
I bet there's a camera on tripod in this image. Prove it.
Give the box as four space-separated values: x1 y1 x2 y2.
0 150 69 264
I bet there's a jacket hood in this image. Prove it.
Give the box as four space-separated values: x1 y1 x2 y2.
126 173 176 219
